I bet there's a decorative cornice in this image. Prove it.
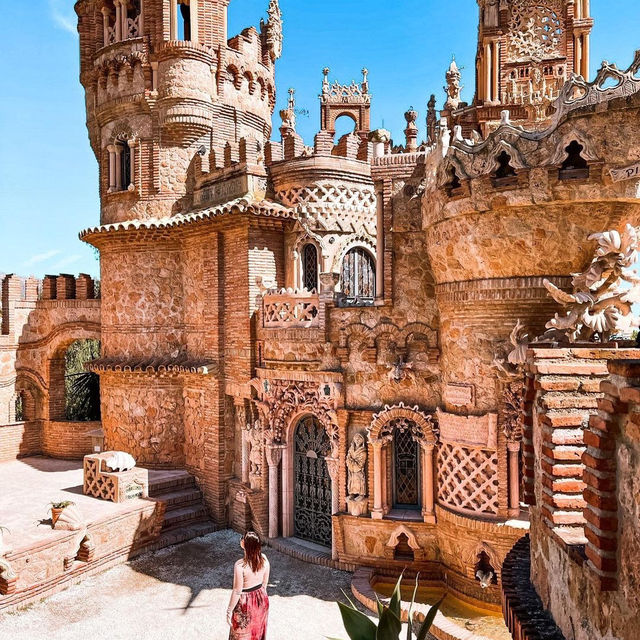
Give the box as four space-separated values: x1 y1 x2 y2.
435 276 572 304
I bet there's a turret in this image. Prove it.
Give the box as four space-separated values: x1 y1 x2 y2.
74 0 282 224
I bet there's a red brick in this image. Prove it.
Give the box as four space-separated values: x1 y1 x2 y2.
583 488 618 511
584 508 618 532
583 429 615 451
585 545 617 572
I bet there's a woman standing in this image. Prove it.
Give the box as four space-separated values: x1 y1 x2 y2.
226 531 270 640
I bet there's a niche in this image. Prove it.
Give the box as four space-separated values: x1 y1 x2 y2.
393 533 415 562
446 166 463 196
559 140 590 180
492 151 518 187
474 550 498 589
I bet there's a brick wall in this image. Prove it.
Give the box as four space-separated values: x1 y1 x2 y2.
0 421 42 462
42 421 98 459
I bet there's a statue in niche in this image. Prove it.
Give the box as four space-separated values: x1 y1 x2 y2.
248 421 263 489
346 434 368 516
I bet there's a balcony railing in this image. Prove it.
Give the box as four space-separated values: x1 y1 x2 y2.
263 290 320 328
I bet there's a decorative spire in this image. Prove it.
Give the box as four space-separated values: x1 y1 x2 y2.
265 0 283 62
426 94 437 144
279 87 296 137
444 56 463 110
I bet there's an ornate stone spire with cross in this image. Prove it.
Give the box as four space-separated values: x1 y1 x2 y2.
265 0 283 62
279 87 297 137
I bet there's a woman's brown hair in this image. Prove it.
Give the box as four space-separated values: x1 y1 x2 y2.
243 531 264 573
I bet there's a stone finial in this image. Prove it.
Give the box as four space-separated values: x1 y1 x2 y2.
426 94 437 144
279 87 296 138
404 107 419 153
444 56 463 110
362 67 369 93
322 67 330 94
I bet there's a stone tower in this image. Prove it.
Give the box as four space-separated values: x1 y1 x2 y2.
74 0 286 525
444 0 594 134
75 0 281 224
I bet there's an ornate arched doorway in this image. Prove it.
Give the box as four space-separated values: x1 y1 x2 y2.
293 416 332 546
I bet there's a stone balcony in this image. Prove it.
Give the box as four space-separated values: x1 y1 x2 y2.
262 289 320 329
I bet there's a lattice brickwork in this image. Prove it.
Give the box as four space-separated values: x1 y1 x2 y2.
83 454 149 504
437 443 499 515
263 292 320 328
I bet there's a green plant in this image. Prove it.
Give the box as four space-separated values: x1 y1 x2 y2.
50 501 75 510
330 573 444 640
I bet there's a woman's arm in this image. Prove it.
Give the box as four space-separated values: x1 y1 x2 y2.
226 561 243 625
262 556 270 588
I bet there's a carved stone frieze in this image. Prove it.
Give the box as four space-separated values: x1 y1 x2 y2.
256 379 340 454
368 403 438 447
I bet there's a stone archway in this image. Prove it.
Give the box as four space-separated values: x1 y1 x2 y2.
367 403 438 523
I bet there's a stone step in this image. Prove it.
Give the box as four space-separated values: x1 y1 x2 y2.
144 521 219 551
162 504 209 530
149 470 195 495
155 488 203 510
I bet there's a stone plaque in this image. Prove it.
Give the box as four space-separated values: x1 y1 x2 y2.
437 409 498 450
610 162 640 183
444 383 475 407
194 175 248 206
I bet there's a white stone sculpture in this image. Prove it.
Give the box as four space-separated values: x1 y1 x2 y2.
53 504 87 532
444 58 463 110
346 433 368 516
105 451 136 472
476 569 495 589
543 224 640 342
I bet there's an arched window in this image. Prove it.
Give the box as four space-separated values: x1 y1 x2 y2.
107 138 134 193
64 340 101 421
101 0 141 46
340 247 375 306
178 0 191 40
301 243 318 291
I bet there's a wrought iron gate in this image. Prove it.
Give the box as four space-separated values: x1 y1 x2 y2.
294 416 332 547
393 427 420 508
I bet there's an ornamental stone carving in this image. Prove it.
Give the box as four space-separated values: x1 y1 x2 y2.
444 58 463 110
368 403 438 447
543 225 640 342
507 0 564 63
264 0 283 62
248 420 264 489
502 380 525 443
257 379 339 454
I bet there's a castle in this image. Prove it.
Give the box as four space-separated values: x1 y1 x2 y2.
1 1 640 638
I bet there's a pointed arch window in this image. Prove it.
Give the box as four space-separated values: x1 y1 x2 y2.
301 244 318 291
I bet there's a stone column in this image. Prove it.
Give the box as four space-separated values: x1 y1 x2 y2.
575 35 583 79
241 427 250 485
170 0 178 40
507 441 521 517
266 445 284 539
421 444 436 524
371 441 384 519
189 0 199 42
325 456 340 560
484 42 492 103
491 41 499 104
127 139 137 190
107 145 117 192
101 7 111 46
114 0 123 42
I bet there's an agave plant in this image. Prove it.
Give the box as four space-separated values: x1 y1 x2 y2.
330 573 444 640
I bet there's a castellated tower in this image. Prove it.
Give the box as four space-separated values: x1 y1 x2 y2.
75 0 280 223
444 0 594 134
74 0 285 524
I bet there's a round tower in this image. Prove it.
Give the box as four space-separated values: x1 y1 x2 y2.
75 0 281 224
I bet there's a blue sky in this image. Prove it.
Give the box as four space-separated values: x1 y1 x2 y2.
1 0 639 278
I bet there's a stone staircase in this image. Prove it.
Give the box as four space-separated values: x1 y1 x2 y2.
147 470 218 548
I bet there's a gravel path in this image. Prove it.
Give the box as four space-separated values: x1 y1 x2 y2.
0 530 375 640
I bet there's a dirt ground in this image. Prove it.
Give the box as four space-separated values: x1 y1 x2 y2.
0 529 378 640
